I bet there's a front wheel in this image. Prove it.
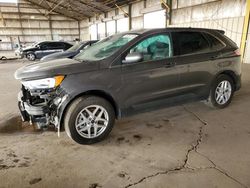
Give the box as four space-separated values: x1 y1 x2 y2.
207 74 234 108
26 52 36 61
64 96 115 145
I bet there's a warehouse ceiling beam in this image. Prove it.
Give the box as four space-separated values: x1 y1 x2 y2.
45 0 64 17
115 3 129 17
34 7 49 19
45 0 93 18
24 0 140 20
78 0 107 14
26 0 81 20
160 0 170 11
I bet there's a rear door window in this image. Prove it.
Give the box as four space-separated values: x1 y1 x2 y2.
53 42 64 49
44 43 55 50
173 31 210 56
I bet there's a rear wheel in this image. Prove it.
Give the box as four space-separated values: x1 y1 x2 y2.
207 74 234 108
26 52 36 61
64 96 115 145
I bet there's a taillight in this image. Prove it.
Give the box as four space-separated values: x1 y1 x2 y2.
234 49 241 56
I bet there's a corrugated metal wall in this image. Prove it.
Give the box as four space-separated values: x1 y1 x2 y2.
79 0 164 41
169 0 246 47
0 0 248 59
0 0 79 51
80 0 246 49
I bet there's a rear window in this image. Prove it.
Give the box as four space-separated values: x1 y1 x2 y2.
172 31 210 56
204 33 225 50
63 42 72 49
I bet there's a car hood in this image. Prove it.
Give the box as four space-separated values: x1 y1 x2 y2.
41 51 77 61
15 58 99 80
22 46 36 51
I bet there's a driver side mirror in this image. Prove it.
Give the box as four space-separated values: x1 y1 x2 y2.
122 52 143 64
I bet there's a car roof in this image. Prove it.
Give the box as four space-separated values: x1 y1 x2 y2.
81 40 98 43
122 27 225 35
39 41 70 44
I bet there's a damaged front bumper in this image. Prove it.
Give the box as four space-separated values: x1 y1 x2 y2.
18 85 67 130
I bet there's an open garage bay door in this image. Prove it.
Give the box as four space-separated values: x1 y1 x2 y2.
144 10 166 29
117 18 129 33
90 24 98 40
107 20 116 36
98 23 106 40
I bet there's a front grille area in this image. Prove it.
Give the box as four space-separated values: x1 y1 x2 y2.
21 85 45 105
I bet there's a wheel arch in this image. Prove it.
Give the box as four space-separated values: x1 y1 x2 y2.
215 70 237 90
26 51 36 59
59 90 120 130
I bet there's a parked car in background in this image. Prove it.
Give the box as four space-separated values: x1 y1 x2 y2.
15 44 26 58
15 28 241 145
40 40 98 62
20 41 72 61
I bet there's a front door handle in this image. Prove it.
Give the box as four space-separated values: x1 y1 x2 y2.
165 63 174 68
210 56 218 60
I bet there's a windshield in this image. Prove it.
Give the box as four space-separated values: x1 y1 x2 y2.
74 33 138 61
67 43 85 51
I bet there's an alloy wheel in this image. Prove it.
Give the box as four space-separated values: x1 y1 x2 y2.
215 80 232 105
27 54 35 60
75 105 109 139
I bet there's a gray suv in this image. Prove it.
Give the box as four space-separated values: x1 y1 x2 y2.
20 41 72 61
15 28 241 144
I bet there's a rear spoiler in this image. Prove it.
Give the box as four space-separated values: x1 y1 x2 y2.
215 29 225 35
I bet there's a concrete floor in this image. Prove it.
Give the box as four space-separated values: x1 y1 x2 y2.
0 59 250 188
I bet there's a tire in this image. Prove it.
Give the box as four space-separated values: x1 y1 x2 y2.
206 74 235 108
26 52 36 61
64 96 115 145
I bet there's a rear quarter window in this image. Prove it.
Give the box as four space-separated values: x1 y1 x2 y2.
204 33 226 50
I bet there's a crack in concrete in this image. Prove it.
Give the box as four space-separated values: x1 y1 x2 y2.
193 151 248 188
124 106 207 188
124 106 248 188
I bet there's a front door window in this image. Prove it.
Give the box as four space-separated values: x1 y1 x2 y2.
128 34 172 62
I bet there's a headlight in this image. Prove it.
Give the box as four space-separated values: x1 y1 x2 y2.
22 75 65 90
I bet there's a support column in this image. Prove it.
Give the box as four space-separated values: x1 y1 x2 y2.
240 0 250 62
48 15 53 40
128 4 132 30
78 20 81 40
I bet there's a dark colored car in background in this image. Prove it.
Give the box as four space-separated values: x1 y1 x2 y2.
15 28 241 145
20 41 72 61
40 40 98 62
